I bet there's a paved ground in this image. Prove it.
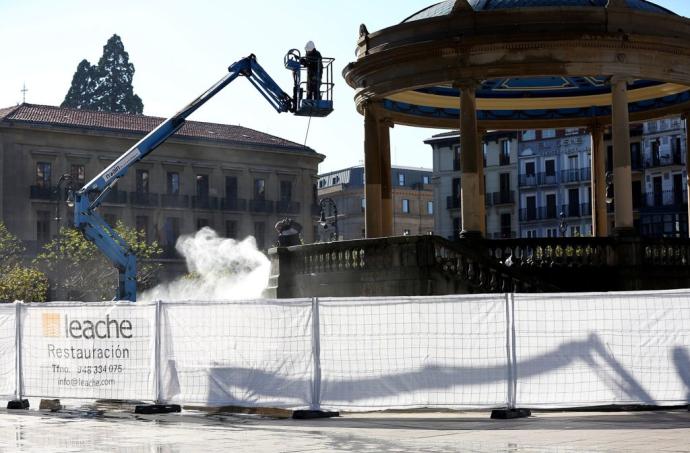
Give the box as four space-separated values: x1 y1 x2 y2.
0 404 689 452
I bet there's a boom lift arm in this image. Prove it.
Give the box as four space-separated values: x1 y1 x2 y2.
72 54 331 302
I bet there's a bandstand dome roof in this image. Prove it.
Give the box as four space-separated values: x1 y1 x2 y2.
344 0 690 129
403 0 676 23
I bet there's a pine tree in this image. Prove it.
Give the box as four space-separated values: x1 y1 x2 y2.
61 59 98 110
61 34 144 114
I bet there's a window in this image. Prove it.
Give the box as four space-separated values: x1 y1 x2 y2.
167 172 180 195
226 176 238 199
403 229 411 236
254 178 266 200
565 128 580 136
522 130 536 141
254 222 266 250
500 140 510 166
542 129 556 139
196 174 209 198
136 170 149 193
197 218 209 230
398 173 405 186
136 216 149 242
225 220 237 239
36 162 52 188
37 210 51 244
525 161 536 176
164 217 180 253
423 175 430 185
570 226 581 237
568 155 578 170
402 199 410 213
427 201 433 215
280 180 292 201
547 228 557 238
71 164 85 185
546 193 557 218
545 159 556 176
361 198 366 212
525 229 538 238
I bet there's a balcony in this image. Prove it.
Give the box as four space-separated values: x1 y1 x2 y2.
642 190 688 210
561 203 591 218
276 200 301 214
102 189 127 204
518 174 537 187
520 206 560 222
446 196 460 210
249 199 274 213
646 151 684 168
129 192 159 207
538 172 559 186
161 194 189 209
220 198 247 212
192 196 219 210
29 185 54 200
487 191 515 206
560 168 591 184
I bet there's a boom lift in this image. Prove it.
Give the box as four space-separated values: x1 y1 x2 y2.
71 52 334 302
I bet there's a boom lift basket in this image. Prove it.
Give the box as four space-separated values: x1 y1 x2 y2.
285 50 334 117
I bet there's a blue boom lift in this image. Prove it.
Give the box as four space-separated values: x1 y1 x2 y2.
71 51 334 302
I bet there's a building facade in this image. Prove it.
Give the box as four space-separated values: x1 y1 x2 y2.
316 165 433 240
0 104 323 257
429 120 684 239
425 131 519 240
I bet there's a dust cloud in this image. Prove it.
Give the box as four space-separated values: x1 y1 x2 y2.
139 227 270 301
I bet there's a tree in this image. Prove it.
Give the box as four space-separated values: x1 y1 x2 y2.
0 222 48 302
35 222 162 301
61 34 144 114
61 59 99 110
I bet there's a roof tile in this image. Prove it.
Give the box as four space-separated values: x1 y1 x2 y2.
0 104 314 153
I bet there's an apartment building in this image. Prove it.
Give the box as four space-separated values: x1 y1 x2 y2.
0 104 323 257
316 165 433 240
424 130 519 240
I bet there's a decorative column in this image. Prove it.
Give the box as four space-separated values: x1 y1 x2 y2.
610 75 635 235
378 115 394 237
364 103 382 238
589 124 608 237
457 80 484 238
477 129 487 235
685 113 690 237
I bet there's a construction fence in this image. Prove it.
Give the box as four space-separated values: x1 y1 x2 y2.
1 291 689 411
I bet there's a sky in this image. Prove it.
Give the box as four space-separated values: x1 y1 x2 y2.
1 0 689 174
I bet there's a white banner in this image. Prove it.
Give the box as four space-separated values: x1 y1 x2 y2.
0 305 16 398
159 300 314 409
20 302 155 400
513 291 690 408
318 295 510 411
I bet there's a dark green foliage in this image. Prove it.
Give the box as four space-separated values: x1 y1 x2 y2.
61 34 143 114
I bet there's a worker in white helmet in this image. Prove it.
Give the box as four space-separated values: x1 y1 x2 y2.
301 41 323 100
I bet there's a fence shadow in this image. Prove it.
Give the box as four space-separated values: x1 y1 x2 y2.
165 332 673 410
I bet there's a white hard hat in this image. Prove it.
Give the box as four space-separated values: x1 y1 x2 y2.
305 41 315 52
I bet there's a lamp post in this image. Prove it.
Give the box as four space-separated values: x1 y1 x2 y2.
53 173 75 234
559 211 567 237
318 197 339 241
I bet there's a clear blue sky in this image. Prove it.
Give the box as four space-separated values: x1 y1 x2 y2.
1 0 688 173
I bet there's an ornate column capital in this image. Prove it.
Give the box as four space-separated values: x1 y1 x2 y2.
453 78 482 91
609 74 634 86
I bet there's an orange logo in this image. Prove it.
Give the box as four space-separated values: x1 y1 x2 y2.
42 313 60 337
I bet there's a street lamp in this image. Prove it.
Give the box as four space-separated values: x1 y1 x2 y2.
54 173 75 233
318 197 339 241
559 211 568 237
605 171 615 205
